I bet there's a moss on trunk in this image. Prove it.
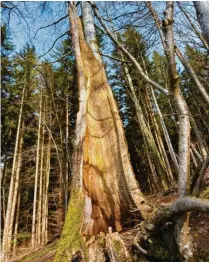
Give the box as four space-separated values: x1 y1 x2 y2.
54 190 86 261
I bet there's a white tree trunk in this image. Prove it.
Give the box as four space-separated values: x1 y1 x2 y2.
31 87 42 247
2 85 25 260
194 1 209 44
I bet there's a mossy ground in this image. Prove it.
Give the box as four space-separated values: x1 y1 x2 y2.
20 241 57 262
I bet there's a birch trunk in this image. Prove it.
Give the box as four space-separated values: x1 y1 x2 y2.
177 2 209 51
146 1 208 160
194 1 209 44
163 2 193 260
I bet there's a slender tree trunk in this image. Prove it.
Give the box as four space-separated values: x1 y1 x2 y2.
2 85 25 259
44 131 51 244
194 1 209 44
177 2 209 51
90 1 168 95
37 119 45 245
31 87 42 247
139 53 175 183
175 46 209 106
163 2 193 260
12 192 20 256
65 94 69 215
151 89 179 175
7 127 23 251
190 148 198 168
146 0 208 161
122 54 169 190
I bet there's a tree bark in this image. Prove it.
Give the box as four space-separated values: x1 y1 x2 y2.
146 1 209 160
54 3 152 261
163 2 193 260
2 85 25 260
175 46 209 107
177 2 209 51
121 54 170 190
31 87 42 247
194 1 209 44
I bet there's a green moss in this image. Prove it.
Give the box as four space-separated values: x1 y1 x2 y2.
97 235 105 246
112 239 132 262
22 241 57 261
53 190 86 262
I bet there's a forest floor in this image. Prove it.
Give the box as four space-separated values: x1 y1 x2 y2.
10 189 209 262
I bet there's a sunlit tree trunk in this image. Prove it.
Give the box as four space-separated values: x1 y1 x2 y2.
163 2 193 260
37 112 45 245
194 1 209 44
146 1 208 161
31 87 42 247
177 2 209 51
54 3 152 261
2 85 25 260
65 94 69 214
44 130 51 244
151 89 179 175
139 54 175 183
12 192 20 256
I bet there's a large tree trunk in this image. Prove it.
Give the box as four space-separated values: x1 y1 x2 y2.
54 3 152 261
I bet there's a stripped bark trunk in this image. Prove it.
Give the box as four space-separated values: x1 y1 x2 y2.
44 131 51 244
54 3 152 261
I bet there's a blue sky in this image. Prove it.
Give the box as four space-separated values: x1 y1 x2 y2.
1 1 200 70
2 1 69 60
